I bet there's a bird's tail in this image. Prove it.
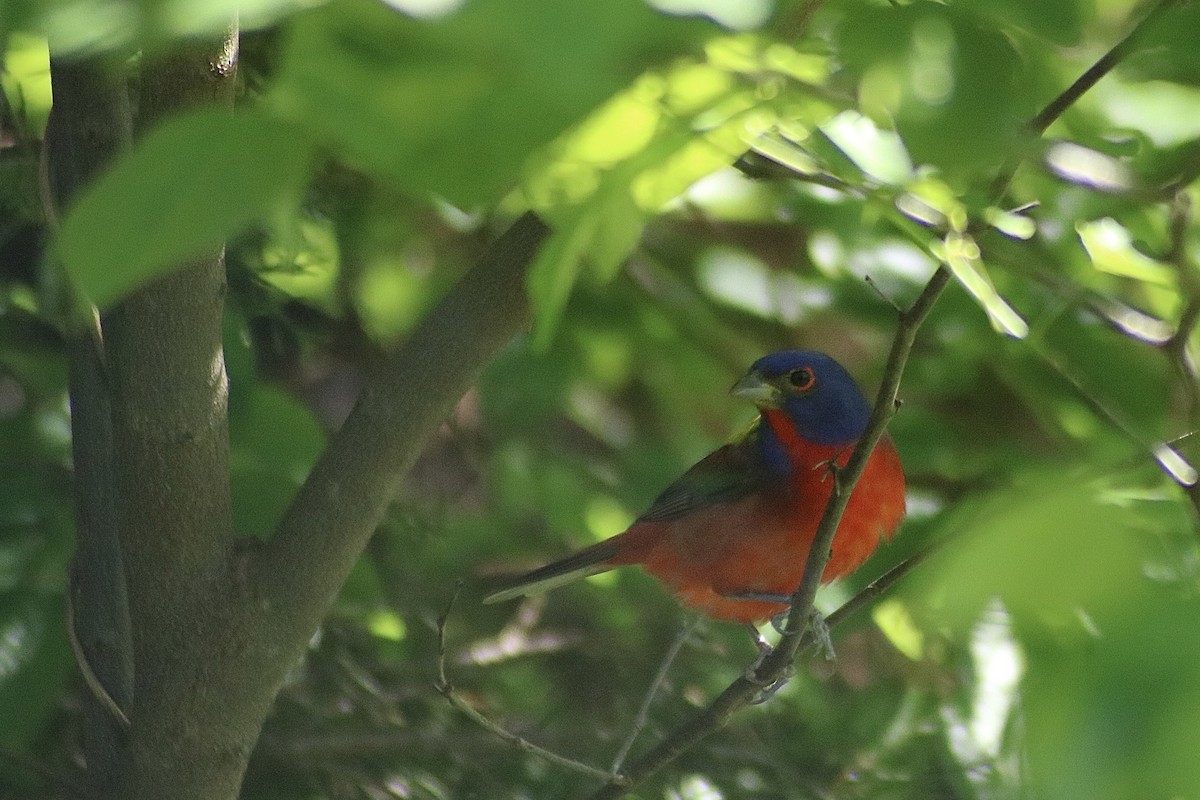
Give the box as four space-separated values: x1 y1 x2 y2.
483 538 623 604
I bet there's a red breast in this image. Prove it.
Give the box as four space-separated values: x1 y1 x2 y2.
607 409 906 623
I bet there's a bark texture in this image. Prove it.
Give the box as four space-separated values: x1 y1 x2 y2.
54 24 552 797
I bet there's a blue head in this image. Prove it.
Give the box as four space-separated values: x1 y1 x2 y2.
732 350 872 446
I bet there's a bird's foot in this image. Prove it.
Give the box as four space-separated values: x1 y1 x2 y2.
726 592 836 699
742 609 835 703
740 619 795 702
766 607 836 661
745 623 772 666
807 609 836 661
747 662 795 704
740 637 794 702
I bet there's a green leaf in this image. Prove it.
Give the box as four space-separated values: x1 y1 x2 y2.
520 67 751 345
805 123 873 184
527 189 644 349
57 109 313 309
270 0 713 207
1021 565 1200 800
1138 135 1200 190
933 232 1028 338
837 3 1032 183
1076 217 1175 285
32 0 314 53
912 470 1151 630
1123 2 1200 86
956 0 1085 46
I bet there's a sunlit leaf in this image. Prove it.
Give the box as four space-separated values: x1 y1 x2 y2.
1153 443 1198 486
747 133 822 178
804 120 872 184
983 206 1036 239
526 187 644 349
1076 217 1175 285
933 233 1029 338
0 33 52 134
837 4 1031 182
821 110 913 185
1045 142 1137 193
10 0 1200 795
57 109 314 308
522 67 748 345
271 0 714 207
913 470 1152 630
873 598 925 660
1022 582 1200 800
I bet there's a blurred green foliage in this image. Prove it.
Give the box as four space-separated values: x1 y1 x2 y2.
3 0 1200 798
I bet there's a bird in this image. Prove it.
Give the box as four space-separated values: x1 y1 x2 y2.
484 350 906 624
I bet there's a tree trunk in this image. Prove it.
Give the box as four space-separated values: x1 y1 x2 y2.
52 29 552 796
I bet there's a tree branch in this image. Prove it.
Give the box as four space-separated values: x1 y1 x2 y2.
1159 192 1200 522
98 34 243 800
103 200 547 799
586 267 952 800
990 0 1184 199
1026 0 1183 138
45 52 136 792
253 212 551 676
585 5 1169 790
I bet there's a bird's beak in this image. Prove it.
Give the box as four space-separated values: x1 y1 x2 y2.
731 370 781 407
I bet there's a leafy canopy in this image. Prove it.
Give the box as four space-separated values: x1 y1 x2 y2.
1 0 1199 798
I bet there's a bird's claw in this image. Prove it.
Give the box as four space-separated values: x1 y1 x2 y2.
740 609 833 704
807 609 836 661
744 659 795 704
764 608 833 658
730 594 836 702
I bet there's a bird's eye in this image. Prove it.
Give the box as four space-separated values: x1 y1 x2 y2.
788 367 816 392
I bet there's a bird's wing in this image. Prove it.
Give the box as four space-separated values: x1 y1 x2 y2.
484 423 776 605
636 426 776 523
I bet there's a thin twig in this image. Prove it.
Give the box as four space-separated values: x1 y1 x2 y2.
989 0 1183 199
1162 193 1200 393
586 266 953 800
490 6 1200 797
611 616 701 774
1032 342 1197 487
765 268 951 660
822 541 945 633
1158 191 1200 521
435 584 624 785
1028 0 1181 137
584 5 1168 788
66 568 131 729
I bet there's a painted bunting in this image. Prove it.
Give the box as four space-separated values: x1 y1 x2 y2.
485 350 906 624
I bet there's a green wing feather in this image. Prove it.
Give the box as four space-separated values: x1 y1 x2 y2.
636 423 774 522
485 422 776 604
